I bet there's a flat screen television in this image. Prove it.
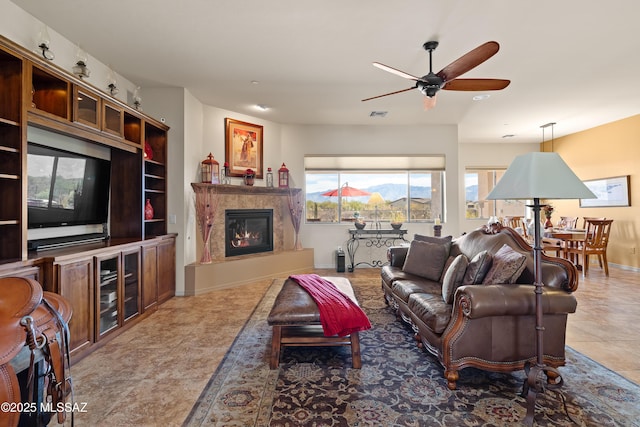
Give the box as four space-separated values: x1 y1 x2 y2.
27 142 111 229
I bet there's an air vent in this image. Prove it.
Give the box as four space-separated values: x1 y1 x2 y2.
369 111 388 118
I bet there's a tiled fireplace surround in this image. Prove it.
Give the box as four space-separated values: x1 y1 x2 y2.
185 184 314 295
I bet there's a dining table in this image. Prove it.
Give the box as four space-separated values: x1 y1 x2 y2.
545 228 587 268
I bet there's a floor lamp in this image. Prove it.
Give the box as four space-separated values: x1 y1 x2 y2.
486 152 595 425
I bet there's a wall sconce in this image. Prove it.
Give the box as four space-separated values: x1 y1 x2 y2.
37 25 55 60
133 86 142 110
278 163 290 188
107 68 119 96
72 46 90 79
201 153 220 184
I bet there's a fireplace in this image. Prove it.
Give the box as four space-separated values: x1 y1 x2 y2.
225 209 274 257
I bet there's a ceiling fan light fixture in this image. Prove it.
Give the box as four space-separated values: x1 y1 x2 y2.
473 94 491 101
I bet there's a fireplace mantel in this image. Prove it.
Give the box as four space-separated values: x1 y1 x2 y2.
191 183 301 196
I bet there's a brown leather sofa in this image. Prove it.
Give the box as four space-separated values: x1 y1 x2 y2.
381 224 578 389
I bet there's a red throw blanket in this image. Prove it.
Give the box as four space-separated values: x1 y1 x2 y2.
289 274 371 337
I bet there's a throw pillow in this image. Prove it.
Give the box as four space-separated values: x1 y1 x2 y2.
441 254 469 304
402 240 450 282
482 244 527 285
463 250 493 285
439 255 455 283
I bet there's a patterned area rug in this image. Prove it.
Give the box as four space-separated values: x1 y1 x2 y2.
184 278 640 426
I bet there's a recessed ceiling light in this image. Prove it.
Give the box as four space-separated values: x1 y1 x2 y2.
369 111 387 118
502 134 515 138
251 80 259 85
472 94 490 101
255 104 268 111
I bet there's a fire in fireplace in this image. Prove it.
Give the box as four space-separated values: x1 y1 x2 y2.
225 209 274 257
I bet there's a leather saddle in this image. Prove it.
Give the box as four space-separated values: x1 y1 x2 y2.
0 277 73 427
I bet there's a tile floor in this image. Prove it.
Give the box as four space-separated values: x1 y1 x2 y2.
68 266 639 426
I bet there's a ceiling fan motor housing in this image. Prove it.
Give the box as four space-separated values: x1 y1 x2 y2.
418 73 443 97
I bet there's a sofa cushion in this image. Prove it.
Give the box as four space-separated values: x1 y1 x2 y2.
392 279 442 303
408 293 452 334
463 250 493 285
402 240 450 282
442 254 469 304
482 244 527 285
414 234 452 245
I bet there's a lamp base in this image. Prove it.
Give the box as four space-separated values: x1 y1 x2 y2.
521 362 565 426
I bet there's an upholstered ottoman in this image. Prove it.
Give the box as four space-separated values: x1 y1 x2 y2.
267 276 362 369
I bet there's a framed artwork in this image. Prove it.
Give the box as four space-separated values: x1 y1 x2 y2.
225 118 263 178
580 175 630 207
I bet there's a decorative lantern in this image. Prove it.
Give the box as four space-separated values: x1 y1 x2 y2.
278 163 289 188
201 153 220 184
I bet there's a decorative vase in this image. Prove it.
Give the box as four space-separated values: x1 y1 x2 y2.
243 174 255 186
145 199 154 220
390 222 402 230
144 141 153 160
354 221 366 230
545 216 553 228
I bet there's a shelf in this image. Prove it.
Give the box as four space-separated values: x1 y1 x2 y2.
0 174 19 180
30 64 70 120
144 189 165 194
144 218 165 223
144 173 165 180
0 146 19 153
0 118 19 127
0 220 19 225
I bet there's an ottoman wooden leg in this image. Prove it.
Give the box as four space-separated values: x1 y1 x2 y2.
351 332 361 369
270 325 282 369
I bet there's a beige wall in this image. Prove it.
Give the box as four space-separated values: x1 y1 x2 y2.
542 114 640 269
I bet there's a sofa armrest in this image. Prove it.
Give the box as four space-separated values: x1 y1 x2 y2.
454 284 577 319
387 246 409 268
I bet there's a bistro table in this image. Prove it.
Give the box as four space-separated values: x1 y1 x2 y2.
346 228 408 272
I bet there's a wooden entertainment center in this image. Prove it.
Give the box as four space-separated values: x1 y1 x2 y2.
0 36 176 362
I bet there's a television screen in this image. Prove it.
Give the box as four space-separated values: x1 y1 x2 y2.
27 142 111 229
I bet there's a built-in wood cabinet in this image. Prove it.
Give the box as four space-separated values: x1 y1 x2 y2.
45 235 175 362
56 257 94 358
0 35 176 363
73 85 101 129
0 45 24 263
0 35 171 267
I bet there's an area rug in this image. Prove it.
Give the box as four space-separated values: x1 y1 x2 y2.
184 277 640 426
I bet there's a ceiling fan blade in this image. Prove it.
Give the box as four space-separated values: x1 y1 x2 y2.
362 87 416 102
423 95 437 110
373 62 423 81
443 78 511 91
437 41 500 83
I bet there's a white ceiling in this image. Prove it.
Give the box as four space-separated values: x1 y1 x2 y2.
12 0 640 144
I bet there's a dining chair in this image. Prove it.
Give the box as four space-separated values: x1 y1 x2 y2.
566 219 614 275
541 237 563 257
502 216 522 229
559 216 578 229
581 216 605 229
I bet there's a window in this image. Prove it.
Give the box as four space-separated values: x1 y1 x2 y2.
304 156 445 224
465 168 526 219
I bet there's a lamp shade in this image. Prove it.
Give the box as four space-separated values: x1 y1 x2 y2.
486 152 596 200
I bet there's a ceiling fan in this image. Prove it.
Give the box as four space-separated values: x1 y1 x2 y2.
362 41 510 109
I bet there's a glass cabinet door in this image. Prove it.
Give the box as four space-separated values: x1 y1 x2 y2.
123 250 140 321
97 255 119 336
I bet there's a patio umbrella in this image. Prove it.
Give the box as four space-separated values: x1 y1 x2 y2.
321 183 371 197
